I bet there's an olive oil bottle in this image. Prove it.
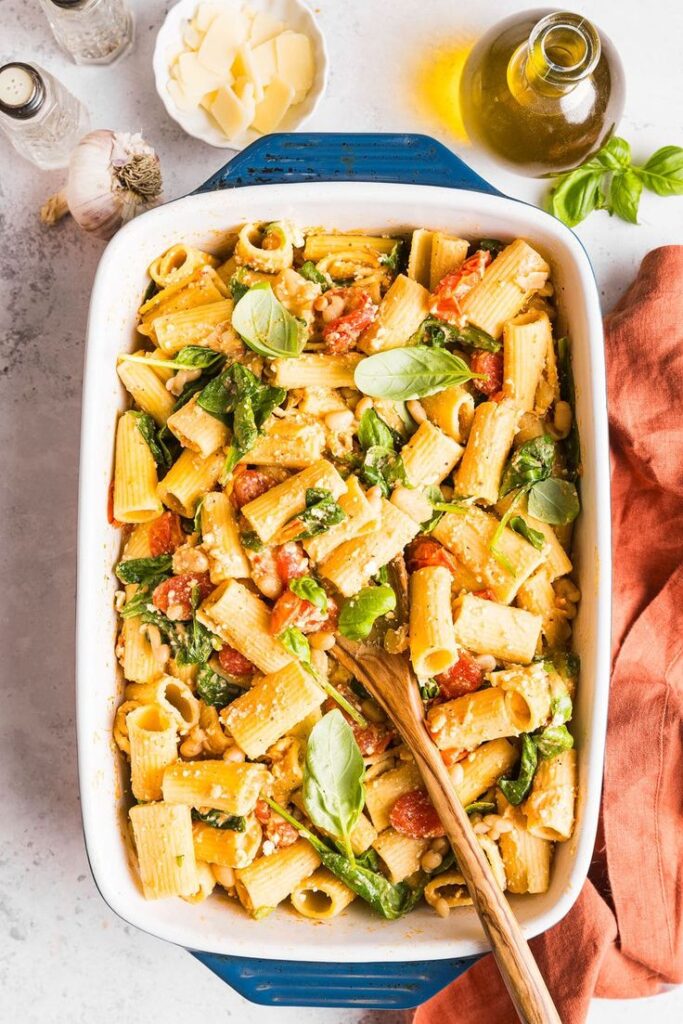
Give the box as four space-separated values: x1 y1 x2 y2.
460 9 625 175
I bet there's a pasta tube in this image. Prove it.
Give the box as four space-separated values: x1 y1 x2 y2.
409 566 458 676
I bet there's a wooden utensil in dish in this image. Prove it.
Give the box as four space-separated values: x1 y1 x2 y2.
334 637 561 1024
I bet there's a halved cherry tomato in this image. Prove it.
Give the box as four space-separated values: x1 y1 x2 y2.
322 289 377 354
390 789 446 839
253 798 300 847
254 798 271 824
430 250 491 323
152 571 213 621
406 537 460 575
150 511 185 556
232 467 279 509
217 644 255 676
470 350 503 397
107 481 123 528
436 653 484 699
270 590 335 635
274 542 308 583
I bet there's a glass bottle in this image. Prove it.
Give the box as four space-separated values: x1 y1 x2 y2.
39 0 134 66
460 9 625 176
0 62 89 169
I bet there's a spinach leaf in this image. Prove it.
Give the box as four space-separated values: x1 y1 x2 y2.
357 408 396 451
410 316 501 353
231 283 306 359
173 346 226 370
546 650 580 688
286 488 346 540
472 238 505 257
354 346 480 401
229 267 250 302
239 530 263 551
299 260 330 291
192 496 204 539
192 809 246 831
175 586 216 666
378 241 404 273
289 576 328 612
134 412 177 471
115 555 172 588
466 800 497 815
360 445 408 497
198 362 285 466
637 145 683 197
508 515 546 551
534 724 574 760
419 678 440 701
355 848 381 871
338 584 397 641
266 798 423 920
196 663 243 708
498 734 538 805
500 435 556 496
142 279 160 303
303 710 365 860
527 478 580 525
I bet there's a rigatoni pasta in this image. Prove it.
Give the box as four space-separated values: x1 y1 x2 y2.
110 222 581 924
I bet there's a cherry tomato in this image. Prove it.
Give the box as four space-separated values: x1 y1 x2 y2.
232 467 279 509
149 511 185 556
217 644 254 676
470 350 503 397
107 481 123 528
152 571 213 620
274 542 309 583
323 289 377 354
254 798 271 824
406 537 460 575
322 691 393 757
430 250 491 323
270 590 330 635
264 814 299 848
436 653 485 699
390 789 446 839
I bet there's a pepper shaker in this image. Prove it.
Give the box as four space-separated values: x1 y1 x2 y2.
39 0 134 66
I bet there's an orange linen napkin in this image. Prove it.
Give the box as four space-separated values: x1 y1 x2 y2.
414 246 683 1024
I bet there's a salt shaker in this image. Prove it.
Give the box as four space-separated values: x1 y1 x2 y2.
39 0 134 66
0 62 89 169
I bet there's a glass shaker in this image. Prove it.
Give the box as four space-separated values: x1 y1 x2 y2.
39 0 134 66
0 62 89 169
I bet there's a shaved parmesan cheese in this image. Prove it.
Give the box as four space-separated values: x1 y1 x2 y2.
194 2 222 33
249 11 284 46
210 85 250 138
252 76 294 134
251 38 277 86
168 78 199 112
233 78 256 124
183 22 203 50
275 31 314 103
232 43 264 102
177 50 223 100
197 12 248 75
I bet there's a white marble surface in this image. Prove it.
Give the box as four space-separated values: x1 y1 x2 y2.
1 1 682 1021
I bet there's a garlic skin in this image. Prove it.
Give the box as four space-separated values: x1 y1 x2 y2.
41 129 163 240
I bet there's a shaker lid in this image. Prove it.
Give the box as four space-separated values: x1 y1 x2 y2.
49 0 89 7
0 63 45 119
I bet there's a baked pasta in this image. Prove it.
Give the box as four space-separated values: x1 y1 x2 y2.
112 224 581 920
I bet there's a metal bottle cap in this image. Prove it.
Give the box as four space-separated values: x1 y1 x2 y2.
49 0 89 7
0 63 46 120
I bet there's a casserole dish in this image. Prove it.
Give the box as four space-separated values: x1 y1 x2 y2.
77 133 611 1007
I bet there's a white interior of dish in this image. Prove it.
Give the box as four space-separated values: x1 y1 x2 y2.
77 182 611 962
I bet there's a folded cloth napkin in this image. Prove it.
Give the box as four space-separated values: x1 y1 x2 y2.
414 246 683 1024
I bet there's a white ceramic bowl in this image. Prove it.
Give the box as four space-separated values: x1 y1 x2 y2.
78 172 611 964
153 0 328 149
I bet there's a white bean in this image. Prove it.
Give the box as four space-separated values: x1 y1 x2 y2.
309 630 336 651
474 654 497 672
553 400 573 437
434 897 450 918
355 396 374 419
421 851 443 873
406 399 427 424
325 409 354 432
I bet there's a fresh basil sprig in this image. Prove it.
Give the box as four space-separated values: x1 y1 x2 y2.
279 627 368 728
410 316 501 354
508 515 546 551
289 576 328 612
338 584 397 641
195 663 243 708
547 137 683 227
354 346 480 401
231 283 306 358
115 555 172 588
303 710 365 861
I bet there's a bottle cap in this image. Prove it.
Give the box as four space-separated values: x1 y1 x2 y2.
0 63 45 119
49 0 89 7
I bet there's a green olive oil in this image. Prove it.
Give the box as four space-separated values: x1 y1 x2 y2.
460 9 625 175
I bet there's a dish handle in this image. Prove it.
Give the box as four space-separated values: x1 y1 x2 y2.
193 132 501 195
191 950 480 1008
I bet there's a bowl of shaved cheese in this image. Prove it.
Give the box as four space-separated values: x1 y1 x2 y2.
153 0 328 148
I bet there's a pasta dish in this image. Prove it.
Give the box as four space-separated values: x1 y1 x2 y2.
110 221 581 922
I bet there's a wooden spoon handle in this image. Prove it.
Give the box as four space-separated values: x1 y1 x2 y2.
410 732 561 1024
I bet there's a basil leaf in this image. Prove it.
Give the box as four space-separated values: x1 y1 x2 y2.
239 530 263 551
360 445 408 497
338 584 396 641
500 435 555 497
595 136 631 170
115 555 172 587
534 724 574 760
287 488 346 540
298 260 330 290
289 576 328 612
358 408 395 451
231 283 306 358
134 412 177 471
279 625 312 664
354 346 478 401
192 809 246 831
508 515 546 551
547 165 606 227
610 169 642 224
303 710 365 857
466 800 496 815
173 346 226 370
638 145 683 196
528 478 580 525
499 734 538 805
196 663 243 708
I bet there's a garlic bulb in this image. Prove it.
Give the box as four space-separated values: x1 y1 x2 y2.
41 130 163 240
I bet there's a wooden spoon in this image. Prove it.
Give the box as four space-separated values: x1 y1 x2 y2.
334 637 561 1024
